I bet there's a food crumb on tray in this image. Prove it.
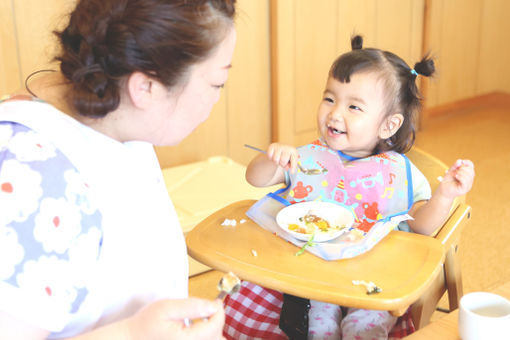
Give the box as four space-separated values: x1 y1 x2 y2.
251 249 257 257
352 280 382 295
221 218 237 227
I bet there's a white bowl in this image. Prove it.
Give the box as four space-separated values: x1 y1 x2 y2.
276 201 354 242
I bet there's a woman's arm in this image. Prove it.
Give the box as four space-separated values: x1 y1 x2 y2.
0 298 225 340
0 311 50 340
408 159 475 235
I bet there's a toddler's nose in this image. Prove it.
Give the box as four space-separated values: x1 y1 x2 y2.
328 105 344 121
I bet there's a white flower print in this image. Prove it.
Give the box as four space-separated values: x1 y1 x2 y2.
34 198 82 254
16 255 77 313
0 159 43 225
0 124 14 150
0 225 24 280
64 170 96 215
68 226 102 288
7 130 56 162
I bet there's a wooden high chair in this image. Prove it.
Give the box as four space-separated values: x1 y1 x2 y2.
405 147 472 329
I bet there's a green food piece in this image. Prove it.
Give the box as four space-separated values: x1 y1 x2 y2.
295 233 316 256
366 286 382 295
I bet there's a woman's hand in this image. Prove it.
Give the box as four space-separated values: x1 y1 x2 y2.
267 143 299 173
127 298 225 340
438 159 475 199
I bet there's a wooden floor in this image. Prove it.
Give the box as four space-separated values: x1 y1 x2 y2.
189 92 510 318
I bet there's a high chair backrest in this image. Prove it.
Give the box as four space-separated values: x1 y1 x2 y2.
405 147 472 329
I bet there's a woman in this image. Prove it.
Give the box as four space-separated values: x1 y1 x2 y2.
0 0 236 339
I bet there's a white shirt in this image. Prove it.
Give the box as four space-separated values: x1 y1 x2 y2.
0 98 188 337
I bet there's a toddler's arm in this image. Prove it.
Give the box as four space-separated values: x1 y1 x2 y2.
408 159 475 235
245 143 298 187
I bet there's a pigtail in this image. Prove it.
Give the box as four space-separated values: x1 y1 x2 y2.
351 35 363 50
413 54 435 77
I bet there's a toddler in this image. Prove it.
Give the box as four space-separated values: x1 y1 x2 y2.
241 35 475 340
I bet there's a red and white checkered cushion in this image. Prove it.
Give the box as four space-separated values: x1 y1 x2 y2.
223 282 415 339
223 281 287 339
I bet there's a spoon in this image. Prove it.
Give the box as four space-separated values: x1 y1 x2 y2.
183 272 241 327
216 271 241 300
244 144 327 175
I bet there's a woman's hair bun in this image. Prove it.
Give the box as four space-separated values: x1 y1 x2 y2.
351 35 363 50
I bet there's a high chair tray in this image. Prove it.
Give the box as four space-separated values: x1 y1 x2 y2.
186 199 445 316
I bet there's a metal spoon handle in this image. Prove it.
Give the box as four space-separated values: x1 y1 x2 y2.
244 144 266 154
216 290 228 300
244 144 308 173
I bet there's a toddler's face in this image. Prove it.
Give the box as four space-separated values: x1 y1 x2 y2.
317 72 389 158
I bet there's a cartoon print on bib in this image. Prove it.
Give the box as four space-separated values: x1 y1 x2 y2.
279 140 412 233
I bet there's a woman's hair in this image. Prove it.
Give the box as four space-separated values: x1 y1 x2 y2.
329 35 435 154
54 0 236 117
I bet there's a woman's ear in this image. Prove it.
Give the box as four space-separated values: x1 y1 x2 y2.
126 71 155 109
379 113 404 139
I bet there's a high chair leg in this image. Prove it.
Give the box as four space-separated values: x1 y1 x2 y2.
445 244 463 311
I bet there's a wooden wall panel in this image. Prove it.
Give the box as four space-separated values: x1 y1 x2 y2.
294 0 337 142
425 0 483 107
225 0 271 165
375 0 424 66
424 0 510 110
336 0 377 51
336 0 423 64
273 0 425 146
13 0 76 81
0 0 21 96
270 0 295 144
477 0 510 95
0 0 76 95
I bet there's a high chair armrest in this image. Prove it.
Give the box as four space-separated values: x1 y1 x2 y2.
434 203 471 250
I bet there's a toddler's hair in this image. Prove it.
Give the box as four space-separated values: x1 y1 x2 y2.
54 0 236 117
329 35 435 154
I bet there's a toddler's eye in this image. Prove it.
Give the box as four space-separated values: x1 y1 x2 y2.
213 84 225 89
323 97 334 103
349 105 362 111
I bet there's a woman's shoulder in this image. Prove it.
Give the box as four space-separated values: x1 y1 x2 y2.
1 93 44 103
0 121 103 331
0 120 102 215
0 121 103 250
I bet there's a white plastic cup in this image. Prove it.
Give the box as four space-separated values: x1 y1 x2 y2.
458 292 510 340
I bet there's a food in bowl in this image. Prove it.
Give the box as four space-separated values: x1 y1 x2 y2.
288 211 345 234
276 201 354 242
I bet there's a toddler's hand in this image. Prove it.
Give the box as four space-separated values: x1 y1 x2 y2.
267 143 299 173
438 159 475 199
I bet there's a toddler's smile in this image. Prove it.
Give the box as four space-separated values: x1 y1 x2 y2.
327 124 345 135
